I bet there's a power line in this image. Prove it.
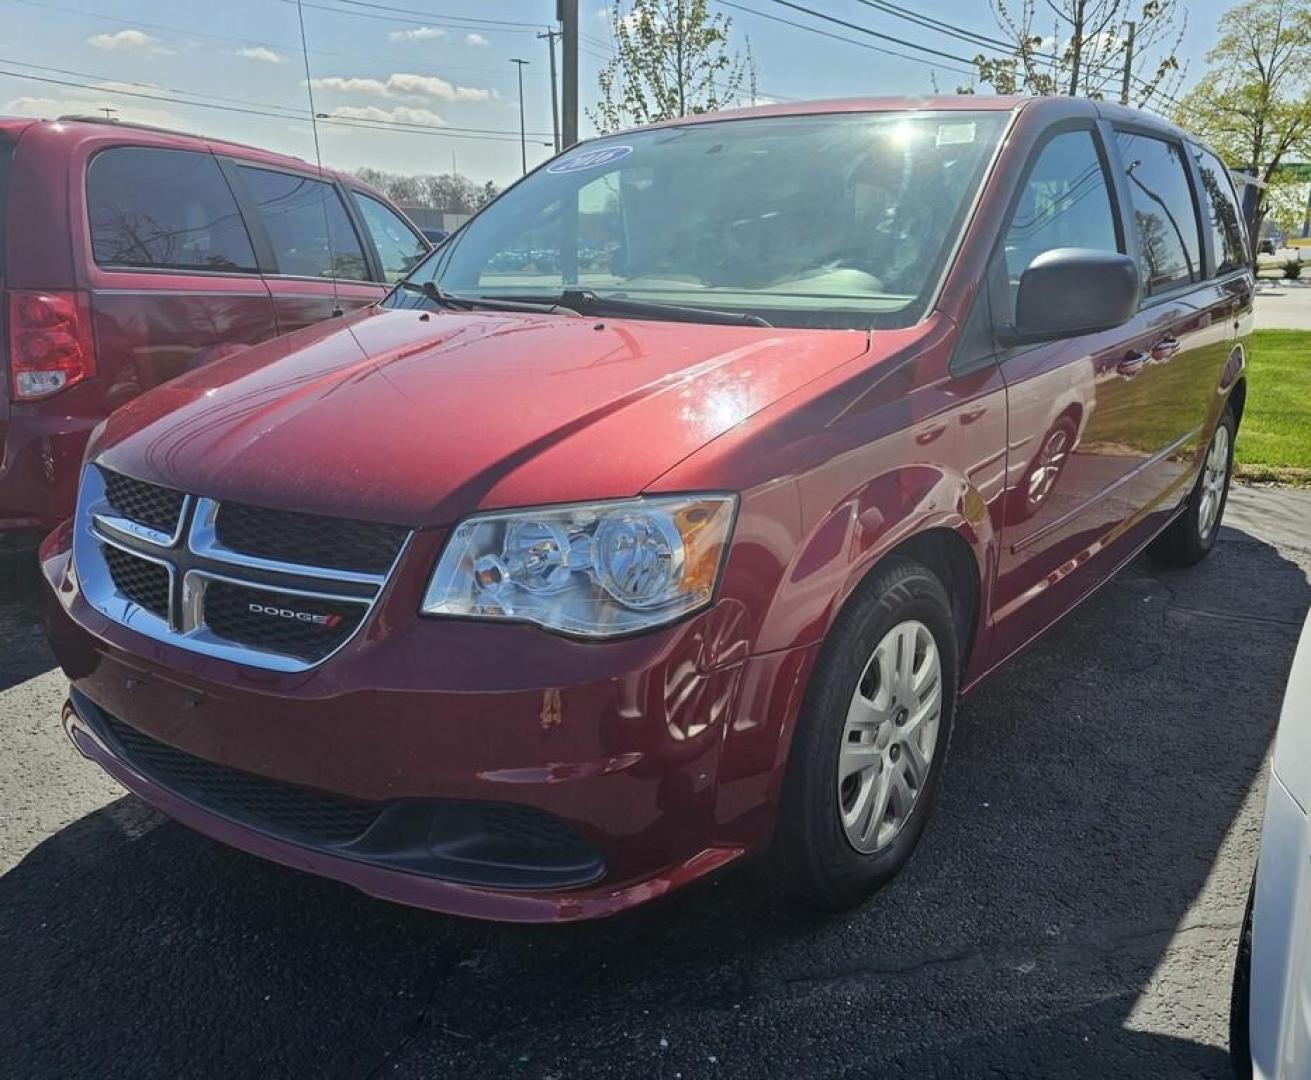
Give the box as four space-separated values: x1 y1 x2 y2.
717 0 977 77
0 64 553 141
767 0 978 66
279 0 545 36
850 0 1020 55
2 0 551 81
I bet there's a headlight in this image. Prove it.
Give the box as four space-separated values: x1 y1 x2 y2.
421 494 737 637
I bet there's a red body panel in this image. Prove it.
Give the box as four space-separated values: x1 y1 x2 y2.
40 96 1253 920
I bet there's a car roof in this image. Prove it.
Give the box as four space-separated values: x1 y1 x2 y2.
609 94 1191 143
0 113 387 197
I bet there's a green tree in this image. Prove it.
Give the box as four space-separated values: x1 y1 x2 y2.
963 0 1185 109
590 0 756 134
1173 0 1311 243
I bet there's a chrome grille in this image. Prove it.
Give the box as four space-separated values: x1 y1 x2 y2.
74 465 408 672
101 543 171 620
99 467 186 538
214 501 407 575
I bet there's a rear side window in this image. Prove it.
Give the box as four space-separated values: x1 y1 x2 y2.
1192 145 1248 274
88 147 258 272
1000 129 1120 320
237 166 368 281
1116 132 1203 294
352 192 427 282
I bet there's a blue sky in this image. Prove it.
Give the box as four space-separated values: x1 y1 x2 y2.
0 0 1232 187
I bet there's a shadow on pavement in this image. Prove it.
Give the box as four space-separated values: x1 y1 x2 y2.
0 568 55 691
2 522 1307 1079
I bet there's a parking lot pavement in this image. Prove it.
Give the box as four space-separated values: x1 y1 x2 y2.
2 487 1308 1080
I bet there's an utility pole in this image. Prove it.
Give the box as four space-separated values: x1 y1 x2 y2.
559 0 578 148
1067 0 1086 97
509 57 530 174
538 28 561 153
1119 20 1136 106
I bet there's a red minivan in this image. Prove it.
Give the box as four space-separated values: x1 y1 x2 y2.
43 97 1252 922
0 115 429 566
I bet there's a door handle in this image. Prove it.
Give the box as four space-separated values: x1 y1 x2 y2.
1117 351 1147 378
1150 336 1181 362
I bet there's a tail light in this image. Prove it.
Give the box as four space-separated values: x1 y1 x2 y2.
7 290 97 401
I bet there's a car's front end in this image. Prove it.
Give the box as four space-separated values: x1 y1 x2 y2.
42 101 1014 920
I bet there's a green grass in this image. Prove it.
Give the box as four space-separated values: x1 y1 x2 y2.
1236 330 1311 484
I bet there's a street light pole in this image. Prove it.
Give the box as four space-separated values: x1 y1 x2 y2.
509 57 531 174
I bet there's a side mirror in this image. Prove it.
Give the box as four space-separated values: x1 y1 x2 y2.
1001 248 1140 346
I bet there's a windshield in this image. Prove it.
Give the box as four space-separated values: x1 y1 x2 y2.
387 110 1007 330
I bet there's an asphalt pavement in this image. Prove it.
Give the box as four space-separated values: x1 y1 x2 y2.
2 486 1309 1079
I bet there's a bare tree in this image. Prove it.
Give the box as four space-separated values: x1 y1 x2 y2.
964 0 1187 110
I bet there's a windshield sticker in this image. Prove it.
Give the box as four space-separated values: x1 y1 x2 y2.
935 122 976 147
547 145 633 173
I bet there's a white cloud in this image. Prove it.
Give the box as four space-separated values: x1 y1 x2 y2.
311 72 493 102
237 46 284 64
87 29 168 53
465 33 489 47
388 26 446 42
387 72 493 102
328 104 446 126
311 76 390 96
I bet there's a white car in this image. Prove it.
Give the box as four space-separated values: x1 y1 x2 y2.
1232 612 1311 1078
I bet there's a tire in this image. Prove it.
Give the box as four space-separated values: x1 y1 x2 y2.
772 556 959 911
1150 407 1236 568
1230 873 1255 1079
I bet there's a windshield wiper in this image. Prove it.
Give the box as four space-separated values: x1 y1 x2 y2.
397 280 579 316
493 288 772 328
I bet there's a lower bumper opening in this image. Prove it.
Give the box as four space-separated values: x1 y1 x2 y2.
70 690 606 891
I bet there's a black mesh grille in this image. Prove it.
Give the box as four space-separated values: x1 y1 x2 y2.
102 544 170 619
202 579 364 663
214 502 407 575
99 467 185 537
99 711 381 844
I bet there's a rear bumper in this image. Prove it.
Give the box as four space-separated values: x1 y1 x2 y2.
43 537 816 921
0 412 99 540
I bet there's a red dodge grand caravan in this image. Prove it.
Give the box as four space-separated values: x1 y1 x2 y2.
0 115 429 566
43 97 1252 921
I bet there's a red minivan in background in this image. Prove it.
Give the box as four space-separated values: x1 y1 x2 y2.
43 96 1253 922
0 115 429 569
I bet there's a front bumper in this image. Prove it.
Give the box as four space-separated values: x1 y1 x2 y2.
43 534 815 922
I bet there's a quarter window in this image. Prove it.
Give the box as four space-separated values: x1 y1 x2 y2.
352 192 428 282
1192 145 1247 274
1001 129 1120 320
1116 132 1202 294
88 147 258 272
237 166 368 281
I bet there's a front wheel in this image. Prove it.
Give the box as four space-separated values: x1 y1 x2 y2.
1150 407 1236 568
772 557 958 911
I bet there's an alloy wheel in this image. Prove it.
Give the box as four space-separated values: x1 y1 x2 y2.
1198 423 1230 541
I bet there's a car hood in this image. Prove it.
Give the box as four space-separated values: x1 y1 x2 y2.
93 306 870 526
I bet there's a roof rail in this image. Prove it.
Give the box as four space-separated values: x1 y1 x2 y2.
53 114 309 163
